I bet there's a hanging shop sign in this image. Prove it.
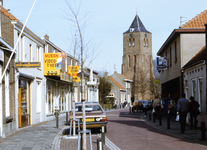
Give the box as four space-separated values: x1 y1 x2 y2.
15 62 41 68
68 65 81 82
156 57 168 70
154 79 160 84
44 53 61 76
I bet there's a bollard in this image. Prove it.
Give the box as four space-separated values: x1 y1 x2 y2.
145 109 147 117
153 112 156 123
167 115 170 129
109 105 110 110
201 122 206 141
101 124 105 145
129 107 131 113
54 110 59 128
66 112 68 124
105 105 107 111
97 138 103 150
149 112 151 121
159 114 162 126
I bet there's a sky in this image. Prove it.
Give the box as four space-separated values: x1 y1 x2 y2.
4 0 207 75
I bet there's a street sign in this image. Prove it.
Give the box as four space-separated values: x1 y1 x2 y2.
68 66 80 82
156 57 168 70
15 62 41 68
154 80 160 84
68 66 80 76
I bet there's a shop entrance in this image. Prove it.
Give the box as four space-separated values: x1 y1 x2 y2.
18 80 31 128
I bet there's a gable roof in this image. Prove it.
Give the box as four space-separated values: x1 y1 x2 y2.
182 46 206 70
124 15 150 33
0 6 18 21
108 76 125 90
116 72 133 82
180 9 207 29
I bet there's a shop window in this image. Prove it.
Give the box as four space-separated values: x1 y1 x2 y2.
47 85 54 113
59 87 66 111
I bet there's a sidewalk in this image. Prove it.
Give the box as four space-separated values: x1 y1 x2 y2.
0 116 66 150
142 111 207 146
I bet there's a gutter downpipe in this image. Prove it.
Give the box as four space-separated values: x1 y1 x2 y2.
205 23 207 115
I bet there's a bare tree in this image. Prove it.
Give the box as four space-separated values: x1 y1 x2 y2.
63 0 100 149
135 67 150 100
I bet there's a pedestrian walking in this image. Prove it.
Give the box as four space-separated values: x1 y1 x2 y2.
177 93 190 134
153 96 161 119
189 96 200 129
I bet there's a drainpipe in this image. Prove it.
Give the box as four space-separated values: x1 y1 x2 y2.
205 23 207 115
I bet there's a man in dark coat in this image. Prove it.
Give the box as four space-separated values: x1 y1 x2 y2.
177 93 190 134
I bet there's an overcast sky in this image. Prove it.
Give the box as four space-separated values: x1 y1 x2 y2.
4 0 207 75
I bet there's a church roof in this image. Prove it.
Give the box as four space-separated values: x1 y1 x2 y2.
180 9 207 28
124 14 150 33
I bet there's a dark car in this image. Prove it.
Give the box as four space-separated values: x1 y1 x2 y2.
139 100 152 111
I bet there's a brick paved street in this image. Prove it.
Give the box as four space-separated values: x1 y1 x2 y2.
104 109 207 150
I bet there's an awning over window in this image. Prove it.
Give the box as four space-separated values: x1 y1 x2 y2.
19 72 35 81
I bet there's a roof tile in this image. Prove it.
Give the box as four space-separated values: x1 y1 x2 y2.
0 6 18 21
180 9 207 28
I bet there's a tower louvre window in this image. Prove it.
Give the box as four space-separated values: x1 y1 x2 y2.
133 38 135 47
129 39 131 47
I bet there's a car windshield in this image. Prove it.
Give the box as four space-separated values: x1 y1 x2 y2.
140 101 148 104
75 105 102 112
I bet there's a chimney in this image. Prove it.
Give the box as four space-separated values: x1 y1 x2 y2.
44 34 49 40
0 0 3 6
104 71 108 77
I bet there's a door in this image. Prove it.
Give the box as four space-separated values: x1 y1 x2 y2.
18 80 31 128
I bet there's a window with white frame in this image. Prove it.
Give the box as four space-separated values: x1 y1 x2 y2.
30 44 32 62
52 48 55 53
65 55 67 72
18 33 21 61
36 82 41 112
36 46 40 62
45 44 48 53
21 36 24 61
5 71 10 117
192 79 196 97
198 78 202 112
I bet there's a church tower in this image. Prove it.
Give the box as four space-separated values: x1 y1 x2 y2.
122 14 153 101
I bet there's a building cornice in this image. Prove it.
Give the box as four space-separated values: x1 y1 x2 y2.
12 21 44 47
157 28 205 56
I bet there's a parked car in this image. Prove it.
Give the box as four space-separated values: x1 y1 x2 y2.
69 101 108 133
